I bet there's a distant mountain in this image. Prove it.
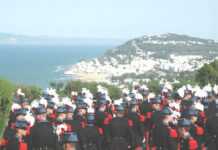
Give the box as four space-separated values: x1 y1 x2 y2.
65 33 218 84
104 33 218 60
0 33 124 45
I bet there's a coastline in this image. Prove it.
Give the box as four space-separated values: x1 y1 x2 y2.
64 71 109 83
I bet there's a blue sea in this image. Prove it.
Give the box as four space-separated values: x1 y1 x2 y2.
0 44 113 88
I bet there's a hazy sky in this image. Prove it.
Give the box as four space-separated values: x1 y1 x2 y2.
1 0 217 40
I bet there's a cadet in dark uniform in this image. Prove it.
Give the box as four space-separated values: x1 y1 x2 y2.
105 104 135 150
46 101 56 124
152 107 178 150
205 99 218 150
78 113 103 150
185 108 205 149
177 118 198 150
3 108 27 146
95 99 112 134
29 106 59 150
65 105 82 133
127 99 145 149
74 101 88 128
147 97 162 149
5 120 29 150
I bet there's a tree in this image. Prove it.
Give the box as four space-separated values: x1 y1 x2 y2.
0 78 14 136
195 60 218 86
16 84 42 100
147 80 160 94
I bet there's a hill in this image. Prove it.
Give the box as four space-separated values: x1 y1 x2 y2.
65 33 218 85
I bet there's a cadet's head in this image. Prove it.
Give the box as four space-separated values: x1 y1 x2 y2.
115 104 125 117
97 99 107 112
14 108 27 121
173 93 182 102
161 107 173 123
35 106 47 121
15 120 29 136
129 99 139 112
46 101 55 114
56 106 67 121
188 109 198 123
66 106 74 120
63 132 78 150
183 108 198 123
21 98 29 108
150 97 161 110
76 102 87 116
178 118 192 138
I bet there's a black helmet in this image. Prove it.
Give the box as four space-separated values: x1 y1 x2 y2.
161 107 172 116
14 108 27 117
15 120 29 129
35 106 47 115
56 106 67 114
63 132 79 143
178 118 192 127
115 104 125 112
150 97 161 104
47 101 55 109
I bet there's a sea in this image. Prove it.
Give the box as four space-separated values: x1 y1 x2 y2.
0 44 113 88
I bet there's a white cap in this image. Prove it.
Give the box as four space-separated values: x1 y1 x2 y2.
177 88 185 98
213 84 218 95
11 103 22 112
16 88 25 97
148 92 156 100
195 89 207 98
193 102 204 111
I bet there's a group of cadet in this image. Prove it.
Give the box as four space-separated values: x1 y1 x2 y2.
1 82 218 150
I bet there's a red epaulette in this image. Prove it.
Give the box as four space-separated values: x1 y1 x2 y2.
168 128 178 138
103 118 110 125
49 113 57 120
138 114 145 123
146 112 152 119
128 119 133 127
19 141 28 150
107 114 113 121
26 125 31 136
199 111 206 119
189 137 198 150
195 125 204 136
98 127 104 135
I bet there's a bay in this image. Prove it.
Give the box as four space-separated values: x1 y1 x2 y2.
0 44 113 88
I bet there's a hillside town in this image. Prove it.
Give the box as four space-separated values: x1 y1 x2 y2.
64 50 215 84
64 34 218 85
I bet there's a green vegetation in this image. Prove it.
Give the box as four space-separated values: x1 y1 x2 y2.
50 80 121 99
196 60 218 86
16 84 42 100
0 78 14 136
0 79 42 136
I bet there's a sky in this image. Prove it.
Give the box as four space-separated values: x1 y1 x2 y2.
0 0 217 40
